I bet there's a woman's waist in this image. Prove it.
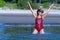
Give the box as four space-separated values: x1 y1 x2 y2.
35 25 44 28
35 24 43 26
35 23 43 25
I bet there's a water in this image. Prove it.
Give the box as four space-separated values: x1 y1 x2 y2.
0 23 60 40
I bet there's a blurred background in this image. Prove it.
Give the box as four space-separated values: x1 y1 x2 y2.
0 0 60 9
0 0 60 40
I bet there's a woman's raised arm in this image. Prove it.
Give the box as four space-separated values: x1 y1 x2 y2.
27 2 36 18
44 3 54 17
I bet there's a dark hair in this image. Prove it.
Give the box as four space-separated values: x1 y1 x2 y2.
37 9 44 16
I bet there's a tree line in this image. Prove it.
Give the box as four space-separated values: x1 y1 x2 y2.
0 0 60 9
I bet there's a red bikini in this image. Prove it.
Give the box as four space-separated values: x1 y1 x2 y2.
35 15 44 32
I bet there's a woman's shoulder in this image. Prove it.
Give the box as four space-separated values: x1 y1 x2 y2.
35 16 38 19
42 15 45 19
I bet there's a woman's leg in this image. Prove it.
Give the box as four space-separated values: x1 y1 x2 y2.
32 28 38 34
40 29 45 34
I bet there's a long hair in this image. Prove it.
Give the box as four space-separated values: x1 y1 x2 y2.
37 9 44 16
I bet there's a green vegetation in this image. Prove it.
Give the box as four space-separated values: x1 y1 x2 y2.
0 0 6 7
17 0 29 9
4 3 18 9
43 2 51 8
45 26 60 34
4 26 33 34
0 0 60 9
31 3 40 9
4 26 60 34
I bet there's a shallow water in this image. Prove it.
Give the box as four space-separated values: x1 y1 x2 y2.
0 23 60 40
1 34 60 40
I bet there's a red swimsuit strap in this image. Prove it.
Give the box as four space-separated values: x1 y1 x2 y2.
40 15 43 25
36 15 42 19
35 16 38 24
35 15 43 24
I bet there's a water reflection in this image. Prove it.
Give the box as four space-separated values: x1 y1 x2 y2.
2 34 60 40
4 26 60 34
0 24 60 40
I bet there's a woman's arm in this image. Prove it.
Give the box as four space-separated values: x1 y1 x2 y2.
27 2 36 18
44 4 54 17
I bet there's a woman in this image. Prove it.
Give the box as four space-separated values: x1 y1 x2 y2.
27 2 54 34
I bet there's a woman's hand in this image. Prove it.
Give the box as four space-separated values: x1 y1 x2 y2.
27 2 36 18
49 3 54 9
44 3 54 18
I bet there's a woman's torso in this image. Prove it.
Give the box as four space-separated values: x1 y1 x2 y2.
35 15 44 27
